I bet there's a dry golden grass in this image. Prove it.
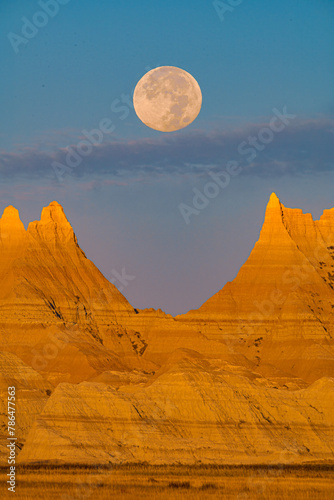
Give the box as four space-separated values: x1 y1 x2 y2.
0 464 333 499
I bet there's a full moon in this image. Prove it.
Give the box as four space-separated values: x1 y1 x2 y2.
133 66 202 132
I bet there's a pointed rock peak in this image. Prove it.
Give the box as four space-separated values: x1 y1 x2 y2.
0 205 25 230
27 201 77 246
0 205 26 244
255 193 288 242
49 201 62 208
40 201 70 226
1 205 21 220
262 193 284 225
267 192 281 208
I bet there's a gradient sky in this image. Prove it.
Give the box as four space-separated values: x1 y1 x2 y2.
1 0 334 314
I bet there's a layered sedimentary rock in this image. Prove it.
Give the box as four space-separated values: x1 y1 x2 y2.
0 202 135 336
0 195 334 465
0 202 221 379
0 352 53 461
177 193 334 383
18 353 334 465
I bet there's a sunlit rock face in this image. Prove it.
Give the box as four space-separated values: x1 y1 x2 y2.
1 195 334 465
0 201 148 381
0 352 52 462
177 193 334 384
0 201 134 325
0 201 231 380
17 358 334 465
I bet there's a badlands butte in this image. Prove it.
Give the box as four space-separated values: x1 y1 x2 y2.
0 193 334 466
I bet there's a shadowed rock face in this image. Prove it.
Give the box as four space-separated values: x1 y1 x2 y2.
1 195 334 465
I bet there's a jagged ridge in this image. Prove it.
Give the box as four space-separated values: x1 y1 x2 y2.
0 194 333 465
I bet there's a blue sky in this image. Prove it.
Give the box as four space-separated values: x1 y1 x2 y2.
1 0 333 314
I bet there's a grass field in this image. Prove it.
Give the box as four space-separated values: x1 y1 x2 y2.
1 463 333 499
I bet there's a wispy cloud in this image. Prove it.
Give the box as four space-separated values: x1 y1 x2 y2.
0 117 333 181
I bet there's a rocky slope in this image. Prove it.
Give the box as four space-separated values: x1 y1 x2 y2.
17 353 334 465
177 193 334 384
0 202 222 380
0 194 333 465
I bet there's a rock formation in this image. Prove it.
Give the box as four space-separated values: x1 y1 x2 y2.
0 194 333 465
177 193 334 383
